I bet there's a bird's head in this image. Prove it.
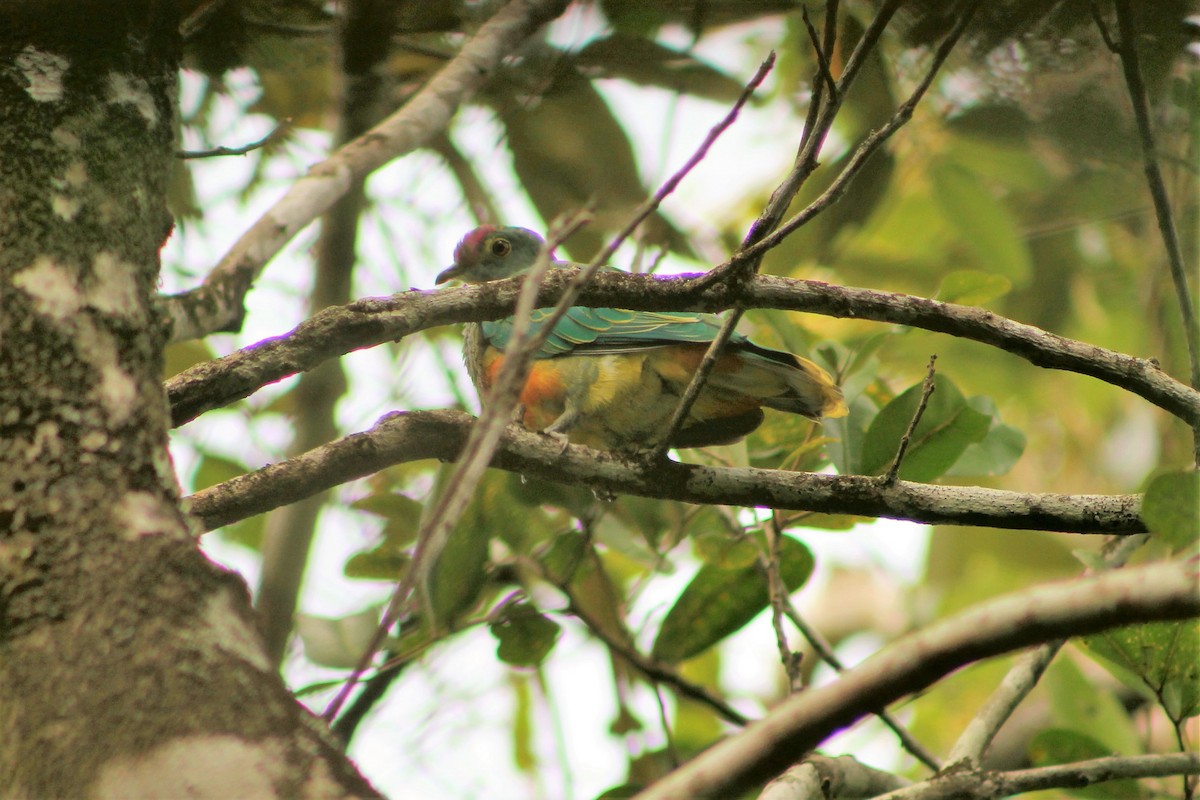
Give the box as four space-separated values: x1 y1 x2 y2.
435 225 546 285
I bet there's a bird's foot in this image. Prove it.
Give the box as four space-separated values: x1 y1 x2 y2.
541 429 572 455
591 487 617 502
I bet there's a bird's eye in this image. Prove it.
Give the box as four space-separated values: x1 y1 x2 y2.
490 238 512 257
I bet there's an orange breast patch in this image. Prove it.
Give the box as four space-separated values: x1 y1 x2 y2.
483 353 566 408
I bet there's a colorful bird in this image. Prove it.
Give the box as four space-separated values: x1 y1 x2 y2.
435 225 847 451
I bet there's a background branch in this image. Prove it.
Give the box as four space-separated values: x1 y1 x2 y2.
631 557 1200 799
160 0 570 342
255 0 395 669
1112 0 1200 461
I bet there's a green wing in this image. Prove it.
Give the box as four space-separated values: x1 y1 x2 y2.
481 306 750 358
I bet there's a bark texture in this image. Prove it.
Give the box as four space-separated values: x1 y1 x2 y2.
0 3 375 796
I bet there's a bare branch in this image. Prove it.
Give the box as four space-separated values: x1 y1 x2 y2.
165 272 1200 430
630 557 1200 799
161 0 571 343
184 409 1147 535
648 4 973 455
799 5 838 104
876 752 1200 800
176 119 290 159
721 4 977 278
763 519 804 693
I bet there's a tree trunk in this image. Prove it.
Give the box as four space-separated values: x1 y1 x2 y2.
0 3 376 795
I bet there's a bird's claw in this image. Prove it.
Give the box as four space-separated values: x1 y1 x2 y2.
542 429 572 455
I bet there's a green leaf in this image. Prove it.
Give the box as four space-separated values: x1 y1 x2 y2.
491 601 561 667
163 339 215 379
1029 729 1144 799
351 492 424 521
494 62 689 261
931 162 1032 281
419 469 507 629
344 548 410 581
824 394 875 475
295 606 381 669
576 34 746 103
344 493 425 581
935 270 1012 305
651 536 814 663
423 516 489 629
1141 471 1200 551
860 374 992 481
945 397 1026 478
693 532 758 569
192 452 247 491
1082 620 1200 722
1044 655 1142 757
537 530 590 585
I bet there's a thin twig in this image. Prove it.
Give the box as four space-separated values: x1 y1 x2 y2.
563 589 750 727
876 752 1200 800
763 517 804 693
884 355 938 484
721 3 977 274
430 134 500 225
1112 0 1200 463
177 120 291 159
648 309 747 462
780 602 942 772
800 4 838 103
1088 2 1120 53
651 0 939 457
654 686 680 768
767 515 942 772
180 0 232 39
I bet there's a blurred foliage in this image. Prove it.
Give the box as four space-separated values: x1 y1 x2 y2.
172 0 1199 796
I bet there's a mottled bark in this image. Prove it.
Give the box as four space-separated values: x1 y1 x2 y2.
0 3 375 796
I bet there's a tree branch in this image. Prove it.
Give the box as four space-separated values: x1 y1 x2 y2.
176 119 290 159
876 752 1200 800
1112 0 1200 462
165 272 1200 429
945 533 1149 767
758 755 909 800
630 557 1200 799
160 0 571 343
184 409 1146 535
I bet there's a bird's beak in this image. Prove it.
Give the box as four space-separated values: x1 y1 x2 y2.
435 264 464 285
